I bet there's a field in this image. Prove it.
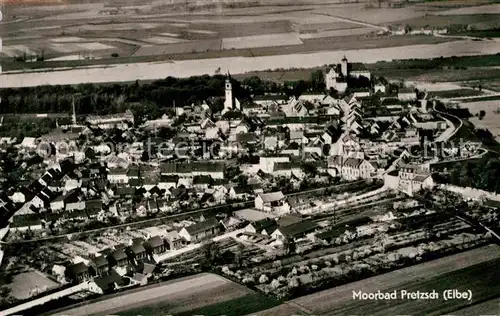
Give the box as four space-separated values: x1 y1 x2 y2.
460 99 500 141
53 273 279 316
7 271 60 300
3 0 499 73
429 89 484 98
253 245 500 316
453 297 500 315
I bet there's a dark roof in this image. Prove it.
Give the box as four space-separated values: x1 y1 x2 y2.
253 218 277 231
111 248 128 261
277 214 303 227
160 175 179 183
92 255 108 268
342 216 372 227
232 186 253 194
193 175 212 185
69 262 88 275
277 220 318 239
184 218 219 235
316 226 349 241
130 242 146 254
160 162 225 174
94 270 123 289
145 236 164 248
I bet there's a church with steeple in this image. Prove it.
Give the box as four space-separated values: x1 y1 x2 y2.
222 72 241 115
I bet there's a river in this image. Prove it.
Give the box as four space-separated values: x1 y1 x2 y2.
1 39 500 88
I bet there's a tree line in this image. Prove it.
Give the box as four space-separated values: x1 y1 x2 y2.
0 72 333 118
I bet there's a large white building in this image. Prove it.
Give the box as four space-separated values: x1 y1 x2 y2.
325 56 372 93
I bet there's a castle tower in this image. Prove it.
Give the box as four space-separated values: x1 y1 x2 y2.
224 72 233 111
341 56 348 78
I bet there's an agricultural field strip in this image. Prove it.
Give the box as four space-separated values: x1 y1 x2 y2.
51 274 237 316
323 258 500 316
290 245 500 314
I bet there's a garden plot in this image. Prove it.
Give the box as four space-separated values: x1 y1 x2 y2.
77 42 115 50
68 23 161 32
1 45 36 57
133 39 222 56
51 37 85 43
189 29 217 35
222 33 303 50
299 27 374 39
50 42 115 53
143 36 188 44
8 271 59 300
160 32 180 37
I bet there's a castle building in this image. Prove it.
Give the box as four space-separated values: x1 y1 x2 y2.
325 56 372 93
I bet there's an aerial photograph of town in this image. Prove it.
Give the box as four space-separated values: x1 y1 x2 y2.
2 0 500 315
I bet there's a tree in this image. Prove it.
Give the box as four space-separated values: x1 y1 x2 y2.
202 240 220 265
310 70 325 92
479 110 486 120
283 237 296 255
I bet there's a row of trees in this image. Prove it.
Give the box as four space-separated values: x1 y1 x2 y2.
442 152 500 193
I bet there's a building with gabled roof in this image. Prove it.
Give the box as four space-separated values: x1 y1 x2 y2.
178 218 221 243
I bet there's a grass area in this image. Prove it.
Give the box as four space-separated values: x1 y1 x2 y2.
118 293 279 316
429 89 484 98
322 258 500 316
461 29 500 38
388 13 500 29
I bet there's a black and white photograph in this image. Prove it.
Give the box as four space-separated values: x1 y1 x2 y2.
1 0 500 315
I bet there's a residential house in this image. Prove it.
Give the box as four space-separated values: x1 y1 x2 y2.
270 220 319 242
255 191 290 214
158 175 178 191
68 262 90 282
144 236 167 255
165 231 184 250
244 218 278 235
91 255 109 277
160 162 225 179
178 218 221 243
128 239 147 262
107 168 129 184
341 158 364 181
229 186 253 200
110 248 129 267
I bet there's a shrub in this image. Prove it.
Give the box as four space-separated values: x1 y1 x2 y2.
259 274 269 284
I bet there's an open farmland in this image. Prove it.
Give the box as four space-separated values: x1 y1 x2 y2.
437 3 500 15
221 33 303 50
460 99 500 141
388 13 500 31
53 273 278 316
250 245 500 316
453 297 500 315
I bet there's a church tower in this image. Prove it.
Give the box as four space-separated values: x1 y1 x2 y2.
224 73 233 111
71 95 77 126
341 55 348 78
